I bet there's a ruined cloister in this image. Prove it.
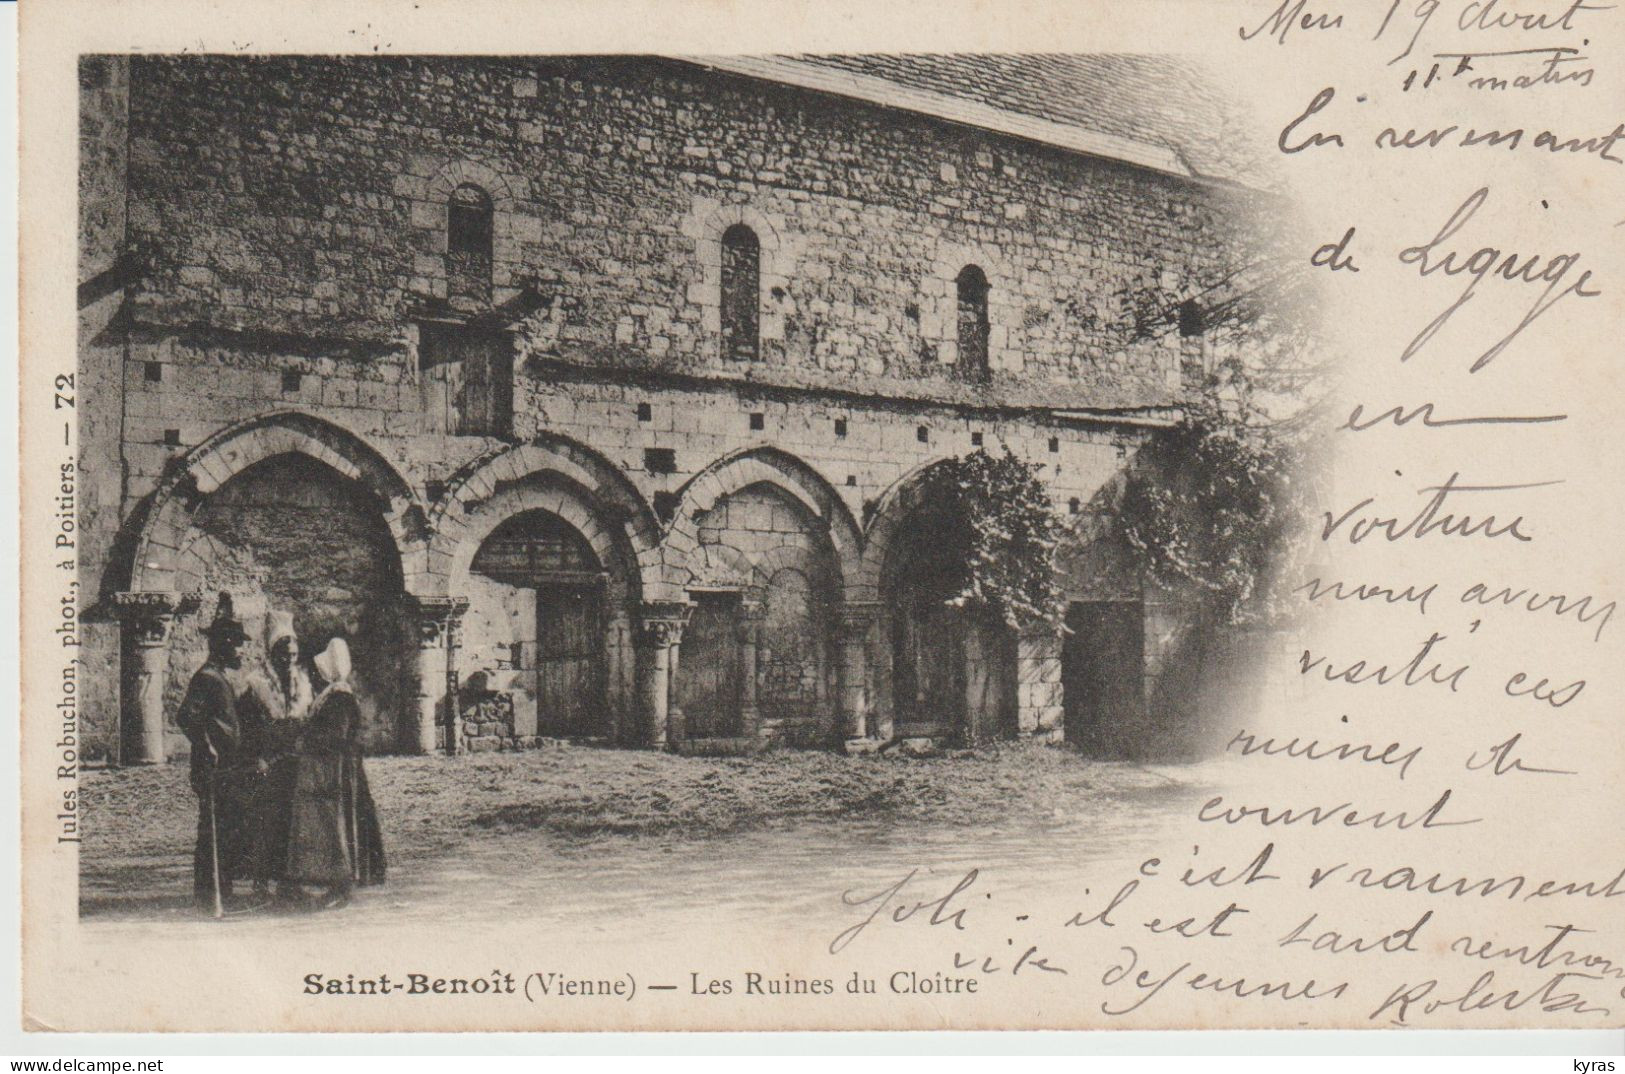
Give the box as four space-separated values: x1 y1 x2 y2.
104 409 1150 762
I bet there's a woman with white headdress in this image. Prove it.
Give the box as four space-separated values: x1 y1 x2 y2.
281 636 386 909
258 610 314 724
240 609 316 900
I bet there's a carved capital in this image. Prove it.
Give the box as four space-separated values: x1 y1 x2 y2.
446 596 470 648
113 591 180 646
638 600 694 649
735 600 765 643
412 595 470 649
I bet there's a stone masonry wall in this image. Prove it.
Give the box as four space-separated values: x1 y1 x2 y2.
80 54 1256 758
76 56 130 759
166 455 412 754
120 55 1252 412
691 483 836 744
117 334 1144 536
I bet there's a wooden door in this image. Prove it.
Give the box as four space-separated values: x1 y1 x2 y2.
676 593 742 739
534 585 604 738
420 323 513 437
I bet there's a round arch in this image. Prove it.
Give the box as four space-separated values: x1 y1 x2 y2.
751 543 837 594
666 446 863 602
442 477 638 602
128 410 428 597
425 157 518 213
428 435 663 600
860 457 1023 744
853 456 958 603
687 542 756 592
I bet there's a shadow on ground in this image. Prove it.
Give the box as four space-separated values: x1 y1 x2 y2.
79 742 1218 931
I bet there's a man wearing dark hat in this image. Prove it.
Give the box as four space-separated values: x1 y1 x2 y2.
176 593 270 915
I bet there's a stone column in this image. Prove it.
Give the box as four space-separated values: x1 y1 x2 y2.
837 601 881 745
605 612 632 741
636 601 692 750
114 591 179 765
666 626 684 741
737 599 764 740
1017 622 1064 741
444 597 470 754
410 596 466 755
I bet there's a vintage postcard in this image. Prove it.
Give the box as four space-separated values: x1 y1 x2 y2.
17 0 1624 1034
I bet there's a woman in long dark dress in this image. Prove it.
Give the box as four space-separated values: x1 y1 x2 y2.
282 637 386 909
240 610 314 901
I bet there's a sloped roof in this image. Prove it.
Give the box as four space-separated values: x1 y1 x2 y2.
690 54 1263 188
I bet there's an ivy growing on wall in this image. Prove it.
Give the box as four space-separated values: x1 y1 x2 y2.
1117 368 1313 626
918 449 1067 630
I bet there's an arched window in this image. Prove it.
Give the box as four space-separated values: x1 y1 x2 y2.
720 223 760 361
956 264 990 381
447 183 494 305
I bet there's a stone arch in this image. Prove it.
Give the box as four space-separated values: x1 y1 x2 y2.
409 156 533 299
861 457 1019 743
693 202 785 269
426 158 518 210
853 456 958 603
444 475 643 748
750 543 835 594
169 454 417 754
428 435 664 600
443 478 634 602
128 410 428 598
688 542 756 592
922 238 1019 374
667 446 862 601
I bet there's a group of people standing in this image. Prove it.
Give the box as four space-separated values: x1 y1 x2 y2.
177 593 386 916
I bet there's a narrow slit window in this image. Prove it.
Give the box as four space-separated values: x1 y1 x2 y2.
720 224 760 361
447 183 494 306
956 264 990 382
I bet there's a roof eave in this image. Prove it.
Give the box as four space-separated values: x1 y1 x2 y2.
678 55 1224 185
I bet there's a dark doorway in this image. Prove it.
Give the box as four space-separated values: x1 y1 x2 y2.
1061 600 1145 755
677 592 744 739
881 485 1021 743
891 589 966 734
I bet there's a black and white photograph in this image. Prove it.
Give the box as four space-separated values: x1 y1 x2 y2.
17 0 1625 1043
70 48 1314 929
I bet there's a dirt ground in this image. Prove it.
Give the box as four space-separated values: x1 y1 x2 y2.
78 741 1218 930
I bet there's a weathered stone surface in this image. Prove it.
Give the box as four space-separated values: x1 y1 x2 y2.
77 55 1249 760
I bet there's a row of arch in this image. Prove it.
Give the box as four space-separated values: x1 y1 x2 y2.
114 408 1085 758
123 409 941 609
